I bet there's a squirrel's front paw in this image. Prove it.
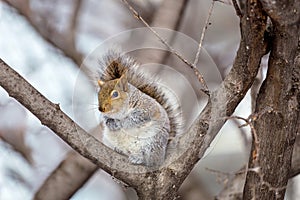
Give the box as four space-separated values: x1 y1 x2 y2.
128 154 144 165
105 118 122 130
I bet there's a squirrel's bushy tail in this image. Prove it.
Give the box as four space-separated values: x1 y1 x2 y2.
97 50 183 137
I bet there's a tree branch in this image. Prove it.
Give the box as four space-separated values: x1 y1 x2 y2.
122 0 269 196
169 0 268 188
122 0 209 94
34 151 97 200
3 0 83 67
34 0 192 198
136 0 190 65
0 0 272 198
67 0 82 52
0 59 150 187
193 0 215 66
243 0 300 198
216 131 300 199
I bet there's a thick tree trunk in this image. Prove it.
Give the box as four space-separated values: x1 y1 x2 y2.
243 21 300 200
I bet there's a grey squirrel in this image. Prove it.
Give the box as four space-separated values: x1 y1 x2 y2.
97 51 182 166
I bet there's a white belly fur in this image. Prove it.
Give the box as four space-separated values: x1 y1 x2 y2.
102 121 160 155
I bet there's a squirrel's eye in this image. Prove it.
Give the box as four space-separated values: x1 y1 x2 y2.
111 90 119 99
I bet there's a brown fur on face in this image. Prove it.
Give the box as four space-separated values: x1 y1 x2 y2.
98 73 128 114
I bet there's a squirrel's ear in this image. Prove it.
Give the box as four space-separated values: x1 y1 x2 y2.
116 71 128 91
98 80 105 87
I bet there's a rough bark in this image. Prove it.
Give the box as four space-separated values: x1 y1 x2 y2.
0 0 268 198
243 0 300 199
0 0 277 198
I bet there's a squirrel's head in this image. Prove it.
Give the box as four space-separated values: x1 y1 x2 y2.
97 72 129 117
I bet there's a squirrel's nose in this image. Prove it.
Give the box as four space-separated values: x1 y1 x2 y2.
99 103 110 112
99 106 105 112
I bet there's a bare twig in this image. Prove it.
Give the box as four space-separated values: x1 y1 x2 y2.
137 0 189 65
231 118 250 147
3 0 83 67
193 0 215 66
68 0 82 50
217 138 300 200
121 0 209 95
0 0 270 198
227 107 273 165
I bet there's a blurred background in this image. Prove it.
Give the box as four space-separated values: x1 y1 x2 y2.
0 0 299 199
